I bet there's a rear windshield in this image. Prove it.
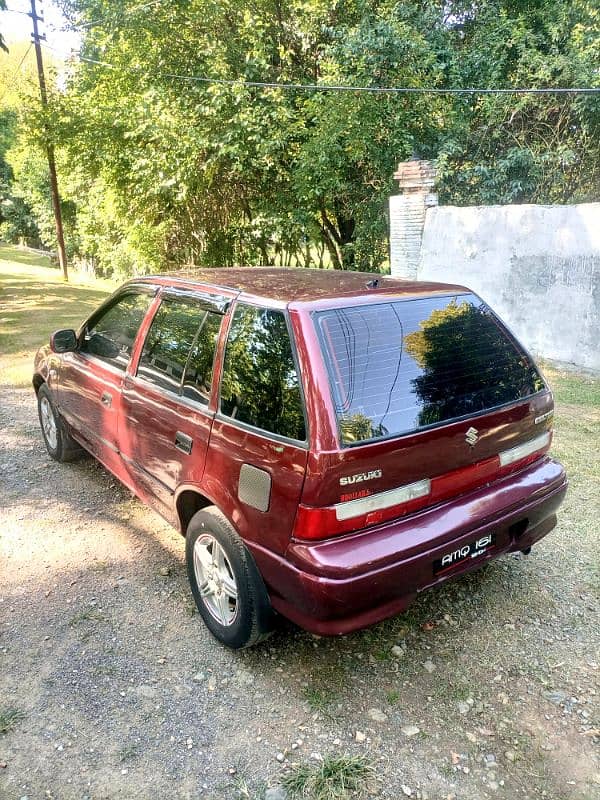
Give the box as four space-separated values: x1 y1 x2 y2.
315 293 545 445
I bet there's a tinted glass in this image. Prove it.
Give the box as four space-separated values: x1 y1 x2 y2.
82 292 151 370
182 312 222 405
220 304 306 441
316 294 544 444
137 298 212 395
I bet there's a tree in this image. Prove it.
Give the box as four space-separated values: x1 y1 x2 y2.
293 5 452 269
9 0 597 275
437 0 600 204
0 41 45 245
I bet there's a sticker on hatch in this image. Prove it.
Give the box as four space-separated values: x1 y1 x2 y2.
434 533 496 575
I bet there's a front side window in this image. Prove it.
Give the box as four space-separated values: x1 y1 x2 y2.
137 297 222 402
81 292 151 370
220 304 306 441
316 294 545 444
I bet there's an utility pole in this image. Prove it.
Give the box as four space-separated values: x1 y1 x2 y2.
29 0 68 281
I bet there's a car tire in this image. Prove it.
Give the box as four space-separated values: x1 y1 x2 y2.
37 383 82 462
186 506 275 649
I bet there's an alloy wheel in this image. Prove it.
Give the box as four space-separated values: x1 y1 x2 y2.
193 534 239 626
40 396 58 450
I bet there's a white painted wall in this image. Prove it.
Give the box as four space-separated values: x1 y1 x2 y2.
417 203 600 371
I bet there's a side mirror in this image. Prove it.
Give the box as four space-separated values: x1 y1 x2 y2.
50 329 78 353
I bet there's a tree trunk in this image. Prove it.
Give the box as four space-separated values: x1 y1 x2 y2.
319 205 343 269
319 202 356 269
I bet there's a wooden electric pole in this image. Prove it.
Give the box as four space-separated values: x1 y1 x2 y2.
29 0 68 281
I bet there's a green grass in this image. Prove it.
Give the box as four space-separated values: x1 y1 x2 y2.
386 689 401 705
0 243 53 268
229 775 267 800
0 707 25 735
542 363 600 408
68 608 106 627
302 685 339 715
0 244 116 388
282 755 375 800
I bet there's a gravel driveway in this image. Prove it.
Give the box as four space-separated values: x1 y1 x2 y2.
1 383 598 800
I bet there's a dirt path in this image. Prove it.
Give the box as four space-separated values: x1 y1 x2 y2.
1 383 598 800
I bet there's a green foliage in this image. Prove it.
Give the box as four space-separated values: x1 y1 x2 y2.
5 1 599 274
437 0 600 204
0 42 45 246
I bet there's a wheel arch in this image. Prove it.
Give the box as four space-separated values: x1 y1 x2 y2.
175 487 215 536
32 373 45 394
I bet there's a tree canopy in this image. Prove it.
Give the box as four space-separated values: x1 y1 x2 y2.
2 0 598 275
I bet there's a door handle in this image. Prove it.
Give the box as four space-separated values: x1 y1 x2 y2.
175 431 193 455
100 391 112 407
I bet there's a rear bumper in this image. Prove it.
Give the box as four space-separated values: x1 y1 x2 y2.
249 457 567 635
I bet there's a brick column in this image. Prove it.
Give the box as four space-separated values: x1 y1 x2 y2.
389 159 437 279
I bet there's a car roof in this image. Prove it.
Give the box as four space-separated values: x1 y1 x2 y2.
138 267 469 304
138 267 469 306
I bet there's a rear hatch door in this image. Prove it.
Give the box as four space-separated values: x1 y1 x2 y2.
300 293 553 532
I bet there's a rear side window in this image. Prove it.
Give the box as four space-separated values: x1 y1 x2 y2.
220 304 306 441
182 313 222 405
82 292 151 370
137 297 221 403
316 294 544 445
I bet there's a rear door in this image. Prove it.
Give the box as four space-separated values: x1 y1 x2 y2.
302 293 554 523
204 301 308 555
119 291 226 517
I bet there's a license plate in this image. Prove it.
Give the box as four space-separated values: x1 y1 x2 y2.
434 533 496 575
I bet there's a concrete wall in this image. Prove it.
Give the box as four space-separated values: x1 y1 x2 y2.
417 203 600 372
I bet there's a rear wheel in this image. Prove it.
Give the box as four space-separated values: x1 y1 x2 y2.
185 507 275 648
37 383 82 462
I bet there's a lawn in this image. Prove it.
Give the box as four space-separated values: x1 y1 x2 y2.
0 245 115 388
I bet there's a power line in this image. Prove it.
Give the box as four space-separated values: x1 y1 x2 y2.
51 47 600 95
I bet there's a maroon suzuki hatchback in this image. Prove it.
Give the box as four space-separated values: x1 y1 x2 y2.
34 269 567 648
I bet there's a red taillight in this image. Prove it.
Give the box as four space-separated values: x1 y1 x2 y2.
293 431 553 542
293 485 432 541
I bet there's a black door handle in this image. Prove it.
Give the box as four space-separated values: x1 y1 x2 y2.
100 391 112 407
175 431 193 455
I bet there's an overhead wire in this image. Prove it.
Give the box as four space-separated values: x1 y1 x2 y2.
29 0 600 97
41 44 600 95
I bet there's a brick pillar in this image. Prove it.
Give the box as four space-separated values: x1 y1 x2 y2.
389 159 437 279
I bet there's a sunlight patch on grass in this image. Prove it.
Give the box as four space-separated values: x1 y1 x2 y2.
542 363 600 408
0 246 116 388
0 244 53 268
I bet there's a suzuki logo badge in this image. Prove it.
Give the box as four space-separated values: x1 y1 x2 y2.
465 426 479 446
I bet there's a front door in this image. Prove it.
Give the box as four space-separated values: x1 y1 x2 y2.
58 290 154 472
119 292 225 519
